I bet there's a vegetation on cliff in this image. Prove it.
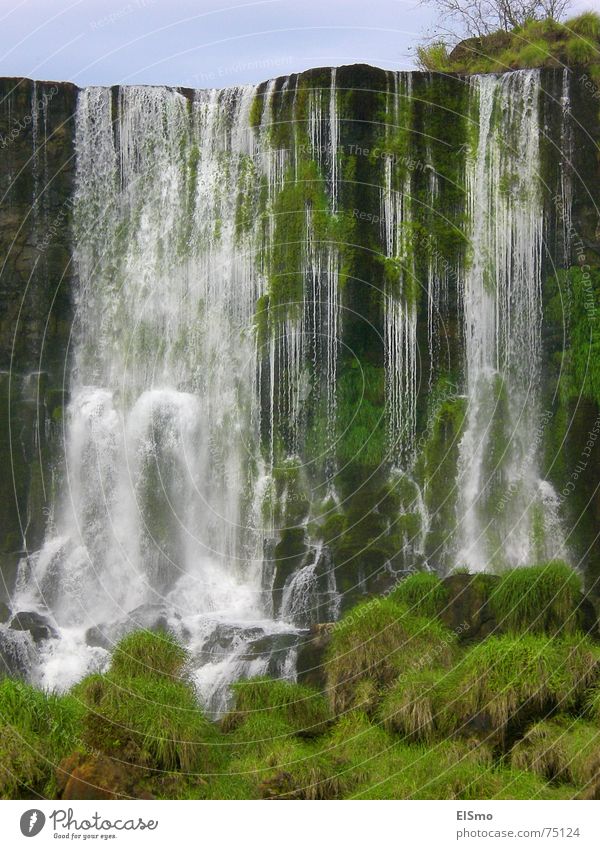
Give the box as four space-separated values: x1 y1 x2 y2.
418 12 600 74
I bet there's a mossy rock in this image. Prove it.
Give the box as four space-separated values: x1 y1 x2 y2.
438 573 500 643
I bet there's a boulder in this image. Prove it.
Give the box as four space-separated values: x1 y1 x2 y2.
58 752 153 800
439 574 500 643
9 610 57 643
85 603 173 649
0 601 11 623
0 625 37 678
296 623 333 690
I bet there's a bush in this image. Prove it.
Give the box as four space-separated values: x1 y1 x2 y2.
567 11 600 40
416 42 452 71
110 630 187 680
518 40 552 67
379 667 447 742
416 13 600 73
75 631 213 774
489 562 582 635
565 37 598 65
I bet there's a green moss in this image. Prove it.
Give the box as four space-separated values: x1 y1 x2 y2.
389 572 448 618
335 361 387 473
249 92 264 129
489 561 583 635
416 389 466 559
325 598 457 714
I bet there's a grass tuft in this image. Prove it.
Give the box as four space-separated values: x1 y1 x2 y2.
511 717 600 797
110 630 188 680
489 562 583 635
325 598 457 715
0 679 83 798
222 677 330 735
390 572 448 618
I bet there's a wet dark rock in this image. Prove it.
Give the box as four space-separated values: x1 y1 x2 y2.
57 752 153 800
576 594 599 638
0 625 37 678
0 601 10 623
296 623 333 690
243 632 300 678
9 610 57 642
439 574 500 643
85 604 173 649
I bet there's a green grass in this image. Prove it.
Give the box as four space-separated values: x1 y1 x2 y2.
222 677 330 735
568 11 600 40
511 717 600 797
435 633 600 741
379 667 448 742
109 629 188 680
389 572 449 618
417 13 600 73
0 679 83 798
325 598 457 715
74 631 214 776
488 562 583 635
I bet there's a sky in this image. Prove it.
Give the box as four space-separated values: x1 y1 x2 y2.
0 0 597 87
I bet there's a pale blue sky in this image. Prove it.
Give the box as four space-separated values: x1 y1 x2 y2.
0 0 596 87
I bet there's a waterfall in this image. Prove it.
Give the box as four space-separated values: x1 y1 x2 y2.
12 83 304 711
455 71 566 571
382 72 418 466
3 67 577 704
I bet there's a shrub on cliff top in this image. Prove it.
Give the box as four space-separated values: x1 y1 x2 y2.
417 13 600 73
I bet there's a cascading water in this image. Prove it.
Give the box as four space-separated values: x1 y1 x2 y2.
455 70 567 571
3 66 577 706
12 83 304 713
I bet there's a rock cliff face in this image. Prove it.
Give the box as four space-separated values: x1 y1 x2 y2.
0 78 77 599
0 66 599 621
